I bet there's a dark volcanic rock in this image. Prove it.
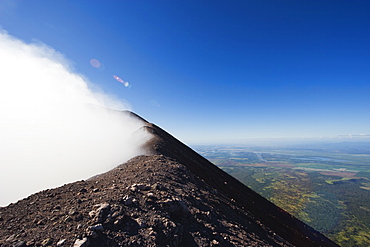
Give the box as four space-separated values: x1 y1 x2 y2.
0 112 338 247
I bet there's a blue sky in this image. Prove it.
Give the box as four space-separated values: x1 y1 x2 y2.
1 0 370 144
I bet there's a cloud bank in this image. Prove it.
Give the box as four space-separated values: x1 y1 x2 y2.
0 31 150 206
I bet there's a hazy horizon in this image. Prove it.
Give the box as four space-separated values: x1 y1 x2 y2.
188 136 370 147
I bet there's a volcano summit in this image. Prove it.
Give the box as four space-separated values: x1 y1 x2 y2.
0 112 338 247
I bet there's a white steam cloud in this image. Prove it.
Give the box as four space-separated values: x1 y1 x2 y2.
0 31 151 206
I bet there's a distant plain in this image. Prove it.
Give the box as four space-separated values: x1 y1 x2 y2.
195 141 370 247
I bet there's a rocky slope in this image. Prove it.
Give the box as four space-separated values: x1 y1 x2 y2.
0 112 338 246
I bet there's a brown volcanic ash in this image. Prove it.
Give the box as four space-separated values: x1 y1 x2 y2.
0 112 338 247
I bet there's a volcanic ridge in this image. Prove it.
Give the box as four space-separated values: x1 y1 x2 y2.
0 112 338 247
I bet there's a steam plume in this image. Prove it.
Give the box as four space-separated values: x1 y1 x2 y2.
0 31 150 206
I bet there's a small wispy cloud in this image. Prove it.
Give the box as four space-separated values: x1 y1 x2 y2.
0 30 150 206
337 134 370 138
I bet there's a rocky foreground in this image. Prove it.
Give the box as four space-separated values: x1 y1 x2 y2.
0 113 338 247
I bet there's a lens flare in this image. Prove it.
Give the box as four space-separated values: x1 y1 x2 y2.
113 75 130 87
90 58 101 68
113 75 124 83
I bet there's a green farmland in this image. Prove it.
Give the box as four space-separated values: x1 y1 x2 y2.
196 142 370 247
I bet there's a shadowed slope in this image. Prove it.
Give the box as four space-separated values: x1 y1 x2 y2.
143 122 338 247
